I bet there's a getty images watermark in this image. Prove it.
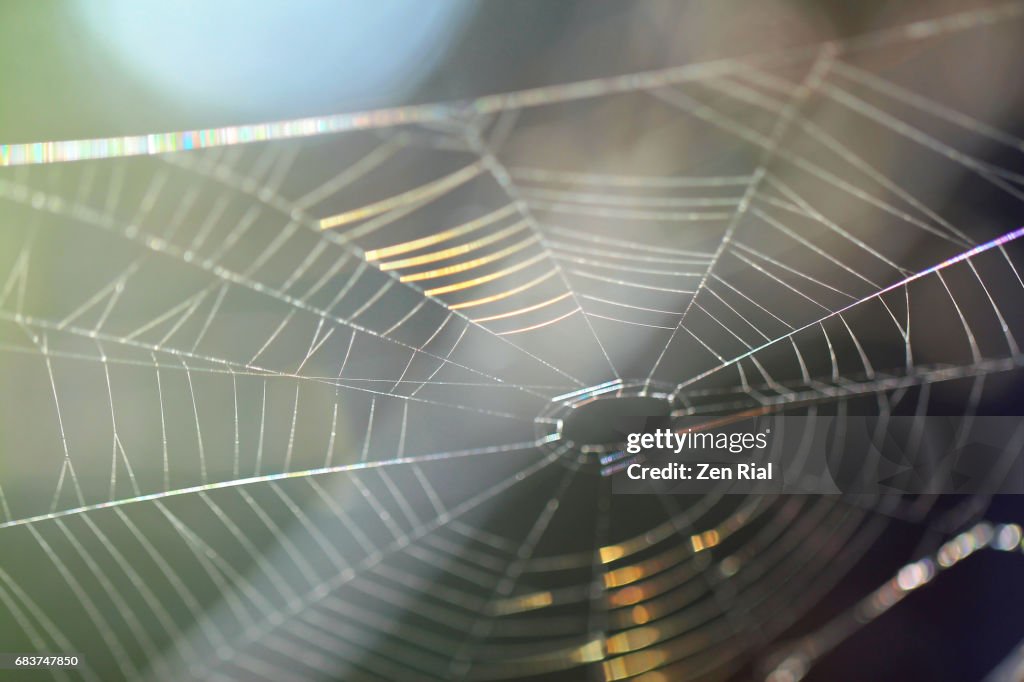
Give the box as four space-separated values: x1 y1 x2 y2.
612 417 1024 495
621 427 774 488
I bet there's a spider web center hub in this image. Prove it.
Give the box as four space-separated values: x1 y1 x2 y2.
536 380 676 461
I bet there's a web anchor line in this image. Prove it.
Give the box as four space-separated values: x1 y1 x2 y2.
676 225 1024 394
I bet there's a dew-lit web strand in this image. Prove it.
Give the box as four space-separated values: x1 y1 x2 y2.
545 239 713 267
164 150 587 388
16 329 86 514
569 269 696 295
749 203 885 289
757 175 911 279
151 500 284 635
3 216 432 403
526 200 734 223
2 3 1020 167
24 524 139 680
199 446 598 675
8 301 548 532
406 314 465 398
0 177 566 403
510 168 753 189
366 203 518 261
704 68 973 247
520 187 743 208
724 61 1023 243
459 127 621 378
291 136 405 211
641 72 1024 388
646 48 836 385
0 341 573 392
554 253 706 278
113 506 231 653
186 445 568 680
182 135 585 391
730 241 855 305
0 440 541 531
672 357 1024 423
821 81 1024 205
318 160 485 231
450 457 585 678
545 223 716 259
830 60 1024 154
375 219 531 272
55 517 170 675
7 309 536 423
675 225 1024 393
649 81 972 252
96 338 143 499
675 202 1019 403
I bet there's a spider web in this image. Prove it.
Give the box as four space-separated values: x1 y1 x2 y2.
2 4 1024 681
